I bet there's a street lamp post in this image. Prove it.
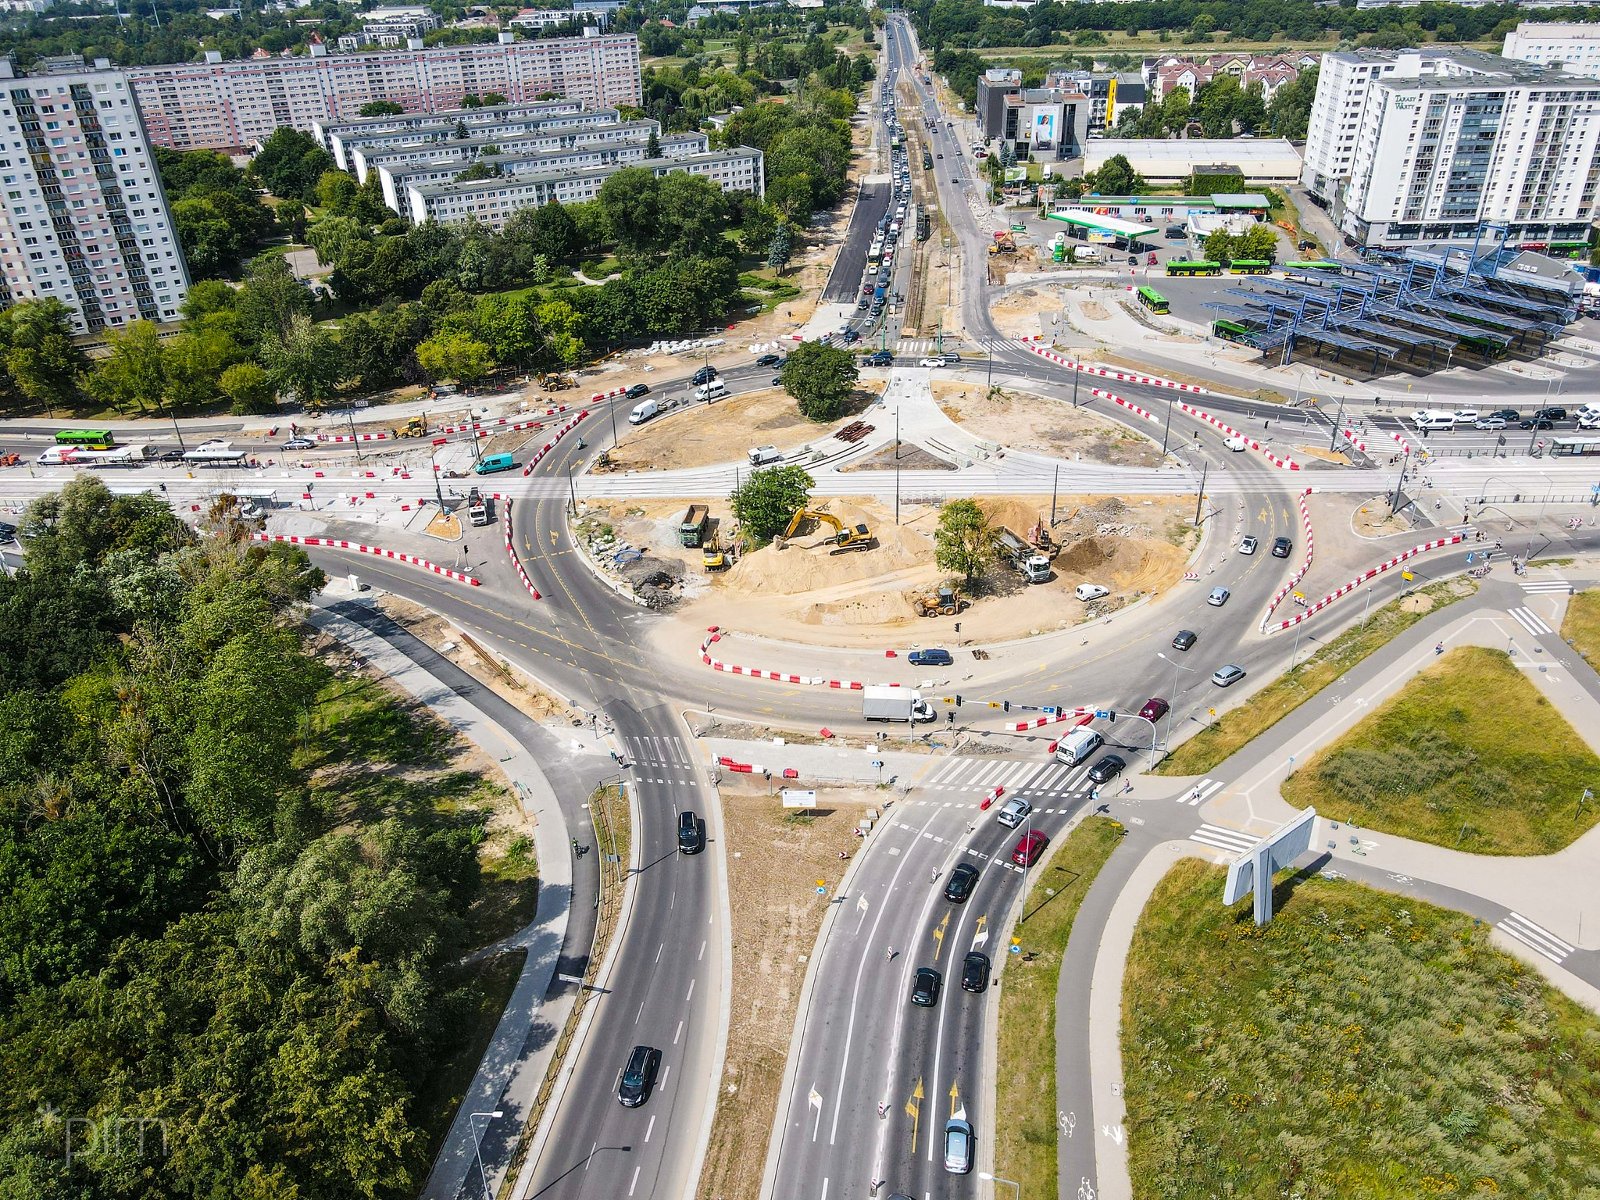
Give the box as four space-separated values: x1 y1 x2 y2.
469 1110 504 1200
1160 393 1174 455
979 1171 1021 1199
1157 652 1195 751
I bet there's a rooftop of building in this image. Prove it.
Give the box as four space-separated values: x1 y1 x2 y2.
362 117 660 161
387 131 702 177
411 146 759 198
322 99 598 136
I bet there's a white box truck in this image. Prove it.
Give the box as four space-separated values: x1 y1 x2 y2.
861 686 935 723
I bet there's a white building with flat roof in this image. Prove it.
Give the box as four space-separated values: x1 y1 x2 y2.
0 56 189 332
1083 138 1302 183
1503 21 1600 77
312 98 589 171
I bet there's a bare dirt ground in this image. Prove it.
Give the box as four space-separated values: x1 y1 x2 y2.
697 781 876 1200
1352 496 1415 538
933 381 1164 467
839 442 954 471
990 286 1065 338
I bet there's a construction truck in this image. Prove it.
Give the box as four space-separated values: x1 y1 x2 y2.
679 503 710 547
862 686 935 723
467 487 491 527
913 586 967 617
987 231 1016 256
777 509 875 553
994 526 1051 584
392 415 429 438
702 539 728 571
539 372 575 392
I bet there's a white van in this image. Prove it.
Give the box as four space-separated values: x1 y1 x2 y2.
628 399 660 425
1054 727 1103 766
1074 583 1109 601
748 445 782 466
1579 409 1600 430
36 446 73 466
695 380 729 402
1075 245 1103 264
1413 412 1456 431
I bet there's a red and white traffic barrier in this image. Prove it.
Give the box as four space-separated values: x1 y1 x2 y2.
1341 427 1367 453
1018 336 1210 394
320 431 392 443
698 627 867 688
979 784 1005 811
251 533 480 586
1016 341 1158 423
1265 533 1467 633
502 498 541 600
1259 488 1316 628
1177 400 1301 470
522 409 591 476
1009 707 1093 733
1387 429 1413 457
591 386 627 404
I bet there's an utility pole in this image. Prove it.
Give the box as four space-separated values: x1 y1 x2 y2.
1050 463 1059 526
1327 395 1346 453
347 408 362 461
1160 394 1174 456
1389 446 1410 515
1072 364 1081 408
1193 459 1208 526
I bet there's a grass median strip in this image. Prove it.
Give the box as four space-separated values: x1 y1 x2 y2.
1157 576 1477 777
1124 858 1600 1198
1283 645 1600 854
994 816 1125 1197
1561 587 1600 672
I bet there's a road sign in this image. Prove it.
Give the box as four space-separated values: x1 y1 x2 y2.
816 878 827 895
1467 551 1475 564
1222 807 1318 925
1094 709 1111 719
1401 570 1413 582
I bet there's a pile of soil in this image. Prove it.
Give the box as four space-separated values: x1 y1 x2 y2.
725 500 932 597
933 382 1163 468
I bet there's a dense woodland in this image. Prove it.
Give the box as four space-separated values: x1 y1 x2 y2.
0 477 493 1199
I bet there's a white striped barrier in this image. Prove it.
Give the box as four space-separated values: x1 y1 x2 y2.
1341 428 1367 453
502 498 541 600
1387 429 1413 457
699 628 866 689
436 407 570 437
1265 534 1467 633
590 387 627 404
1009 707 1093 732
521 410 590 477
1017 341 1158 423
1177 399 1301 471
321 431 392 443
1259 488 1316 628
251 533 480 586
1018 336 1210 394
979 784 1005 811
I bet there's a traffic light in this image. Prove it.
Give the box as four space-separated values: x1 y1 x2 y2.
1003 700 1010 712
955 694 963 707
1107 710 1116 722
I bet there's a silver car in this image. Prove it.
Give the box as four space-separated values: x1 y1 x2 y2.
943 1118 974 1174
996 797 1032 828
1207 587 1231 607
1212 664 1246 687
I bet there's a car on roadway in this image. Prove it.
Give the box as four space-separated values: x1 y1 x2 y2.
862 282 875 296
1239 535 1258 555
943 862 980 903
841 330 860 345
0 521 16 543
1011 829 1049 867
857 299 870 311
1172 629 1198 651
910 966 943 1008
1451 408 1480 423
936 151 944 158
771 375 784 386
692 365 718 386
862 350 894 367
961 951 991 993
195 438 229 451
756 353 783 368
1532 406 1568 421
943 1118 975 1174
1207 587 1231 607
996 796 1032 828
1088 753 1126 785
1211 664 1247 687
625 383 651 399
283 437 315 451
1473 416 1508 430
617 1045 661 1107
908 647 953 666
1487 408 1520 422
1224 435 1248 452
158 448 187 461
918 356 947 367
1137 697 1169 723
1271 536 1293 558
1521 416 1555 430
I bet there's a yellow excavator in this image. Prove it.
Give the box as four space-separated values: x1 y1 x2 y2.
777 508 876 553
391 415 429 438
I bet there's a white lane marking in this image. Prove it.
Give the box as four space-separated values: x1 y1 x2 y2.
674 1020 683 1045
1507 606 1553 636
635 1000 645 1024
644 1115 656 1143
1190 824 1258 854
628 1165 641 1196
698 939 707 961
1499 912 1575 963
686 978 695 1004
585 1141 597 1171
1184 778 1226 807
654 942 663 963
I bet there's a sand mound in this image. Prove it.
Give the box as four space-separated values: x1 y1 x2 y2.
1056 534 1118 574
725 500 933 597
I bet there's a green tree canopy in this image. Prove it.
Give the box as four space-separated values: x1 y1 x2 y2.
780 340 858 423
730 464 814 544
0 299 86 414
934 500 994 584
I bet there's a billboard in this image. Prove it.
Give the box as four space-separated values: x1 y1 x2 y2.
1222 807 1318 925
1105 77 1117 127
1031 108 1059 150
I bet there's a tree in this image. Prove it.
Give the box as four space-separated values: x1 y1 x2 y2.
218 362 277 414
260 314 341 409
317 170 359 214
359 100 404 117
730 464 814 545
454 162 497 183
416 330 494 385
1268 66 1319 140
1235 221 1279 262
250 128 336 202
503 200 577 266
86 320 167 414
1088 153 1143 196
165 327 246 410
0 299 86 414
481 91 508 107
934 500 993 584
767 222 792 274
237 256 312 346
596 167 662 255
645 128 661 158
1202 228 1235 264
780 341 857 423
460 93 482 108
276 198 308 242
656 173 729 256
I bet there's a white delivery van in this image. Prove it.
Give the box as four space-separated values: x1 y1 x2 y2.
695 380 729 402
1054 727 1103 766
748 445 783 466
36 446 73 465
1075 245 1103 264
628 399 660 425
1413 412 1455 431
1074 583 1109 601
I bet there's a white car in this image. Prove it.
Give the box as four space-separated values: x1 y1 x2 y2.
1473 416 1507 430
1224 435 1247 452
996 797 1033 828
282 436 315 451
1239 535 1259 555
1452 409 1480 422
919 356 946 367
1207 586 1231 607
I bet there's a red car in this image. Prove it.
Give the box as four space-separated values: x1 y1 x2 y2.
1011 830 1049 867
1137 697 1169 723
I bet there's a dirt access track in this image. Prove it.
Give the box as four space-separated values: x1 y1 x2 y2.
934 381 1164 468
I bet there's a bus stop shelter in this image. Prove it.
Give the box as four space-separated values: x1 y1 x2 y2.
1045 210 1158 249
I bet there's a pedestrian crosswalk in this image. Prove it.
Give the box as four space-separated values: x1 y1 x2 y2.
1519 575 1571 594
1498 911 1575 964
891 337 1009 357
1179 778 1226 807
1189 824 1259 855
921 755 1091 798
624 734 692 767
1506 606 1554 637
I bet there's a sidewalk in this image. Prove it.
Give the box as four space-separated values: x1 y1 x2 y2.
305 606 576 1200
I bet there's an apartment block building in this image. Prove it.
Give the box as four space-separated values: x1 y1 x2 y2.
128 31 641 152
1303 47 1600 247
405 147 762 228
0 56 189 332
1502 21 1600 78
313 99 590 172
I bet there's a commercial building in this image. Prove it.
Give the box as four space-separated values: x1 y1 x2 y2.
1502 21 1600 78
976 67 1144 149
313 99 590 172
1302 47 1600 247
404 146 762 227
127 30 641 151
0 56 189 332
1084 138 1302 183
336 6 441 49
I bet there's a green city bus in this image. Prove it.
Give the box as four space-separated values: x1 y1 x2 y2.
1136 286 1170 314
1212 319 1254 342
1228 259 1272 275
1166 260 1222 277
55 429 116 450
1457 331 1505 359
1284 260 1341 273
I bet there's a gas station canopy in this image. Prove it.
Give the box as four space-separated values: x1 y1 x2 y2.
1045 211 1158 240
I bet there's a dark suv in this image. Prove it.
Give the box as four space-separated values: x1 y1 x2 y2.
618 1045 661 1107
678 810 702 854
691 365 718 386
943 862 979 903
862 350 894 367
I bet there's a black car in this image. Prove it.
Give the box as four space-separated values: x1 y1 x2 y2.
1533 407 1568 421
943 862 980 903
692 365 718 386
1271 536 1293 558
1488 408 1519 422
756 353 782 368
158 448 187 461
1172 629 1197 651
863 350 894 367
1521 417 1555 430
961 951 991 993
910 966 942 1008
0 521 15 543
617 1044 661 1107
1088 753 1126 785
625 383 650 399
677 810 702 854
857 299 870 311
842 329 860 345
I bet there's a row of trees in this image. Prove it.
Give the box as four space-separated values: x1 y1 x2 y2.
1201 221 1280 264
0 476 496 1198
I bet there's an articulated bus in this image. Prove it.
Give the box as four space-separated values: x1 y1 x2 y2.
1212 319 1255 342
55 428 116 450
1228 259 1272 275
1166 260 1222 277
1457 331 1505 359
1550 436 1600 457
1136 286 1169 314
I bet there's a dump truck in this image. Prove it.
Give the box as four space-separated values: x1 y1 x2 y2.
467 487 491 527
679 503 710 547
994 527 1051 584
862 686 935 723
913 586 967 617
987 231 1016 256
392 415 429 438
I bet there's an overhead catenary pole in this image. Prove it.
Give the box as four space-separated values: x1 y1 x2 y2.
1194 459 1208 526
1071 363 1081 408
1160 394 1174 456
1328 395 1346 453
1389 446 1410 515
1049 463 1059 526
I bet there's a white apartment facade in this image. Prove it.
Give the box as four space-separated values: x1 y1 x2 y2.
313 98 590 171
128 31 641 151
1503 21 1600 78
0 57 189 332
347 117 657 185
1302 47 1600 247
406 147 763 228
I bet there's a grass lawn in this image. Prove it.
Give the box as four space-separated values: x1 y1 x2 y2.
1158 577 1477 776
1561 588 1600 673
995 817 1125 1198
1123 858 1600 1199
1282 645 1600 854
740 269 804 313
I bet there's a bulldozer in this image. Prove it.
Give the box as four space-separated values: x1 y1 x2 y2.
392 415 429 438
776 508 875 553
913 586 966 617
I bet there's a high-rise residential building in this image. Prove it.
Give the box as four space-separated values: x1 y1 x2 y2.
127 31 642 152
1503 21 1600 77
1302 47 1600 246
0 56 189 332
314 99 592 174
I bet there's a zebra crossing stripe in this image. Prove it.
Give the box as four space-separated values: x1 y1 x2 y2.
1519 577 1571 594
1189 824 1257 854
1182 778 1227 806
1507 606 1554 637
1498 912 1574 964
